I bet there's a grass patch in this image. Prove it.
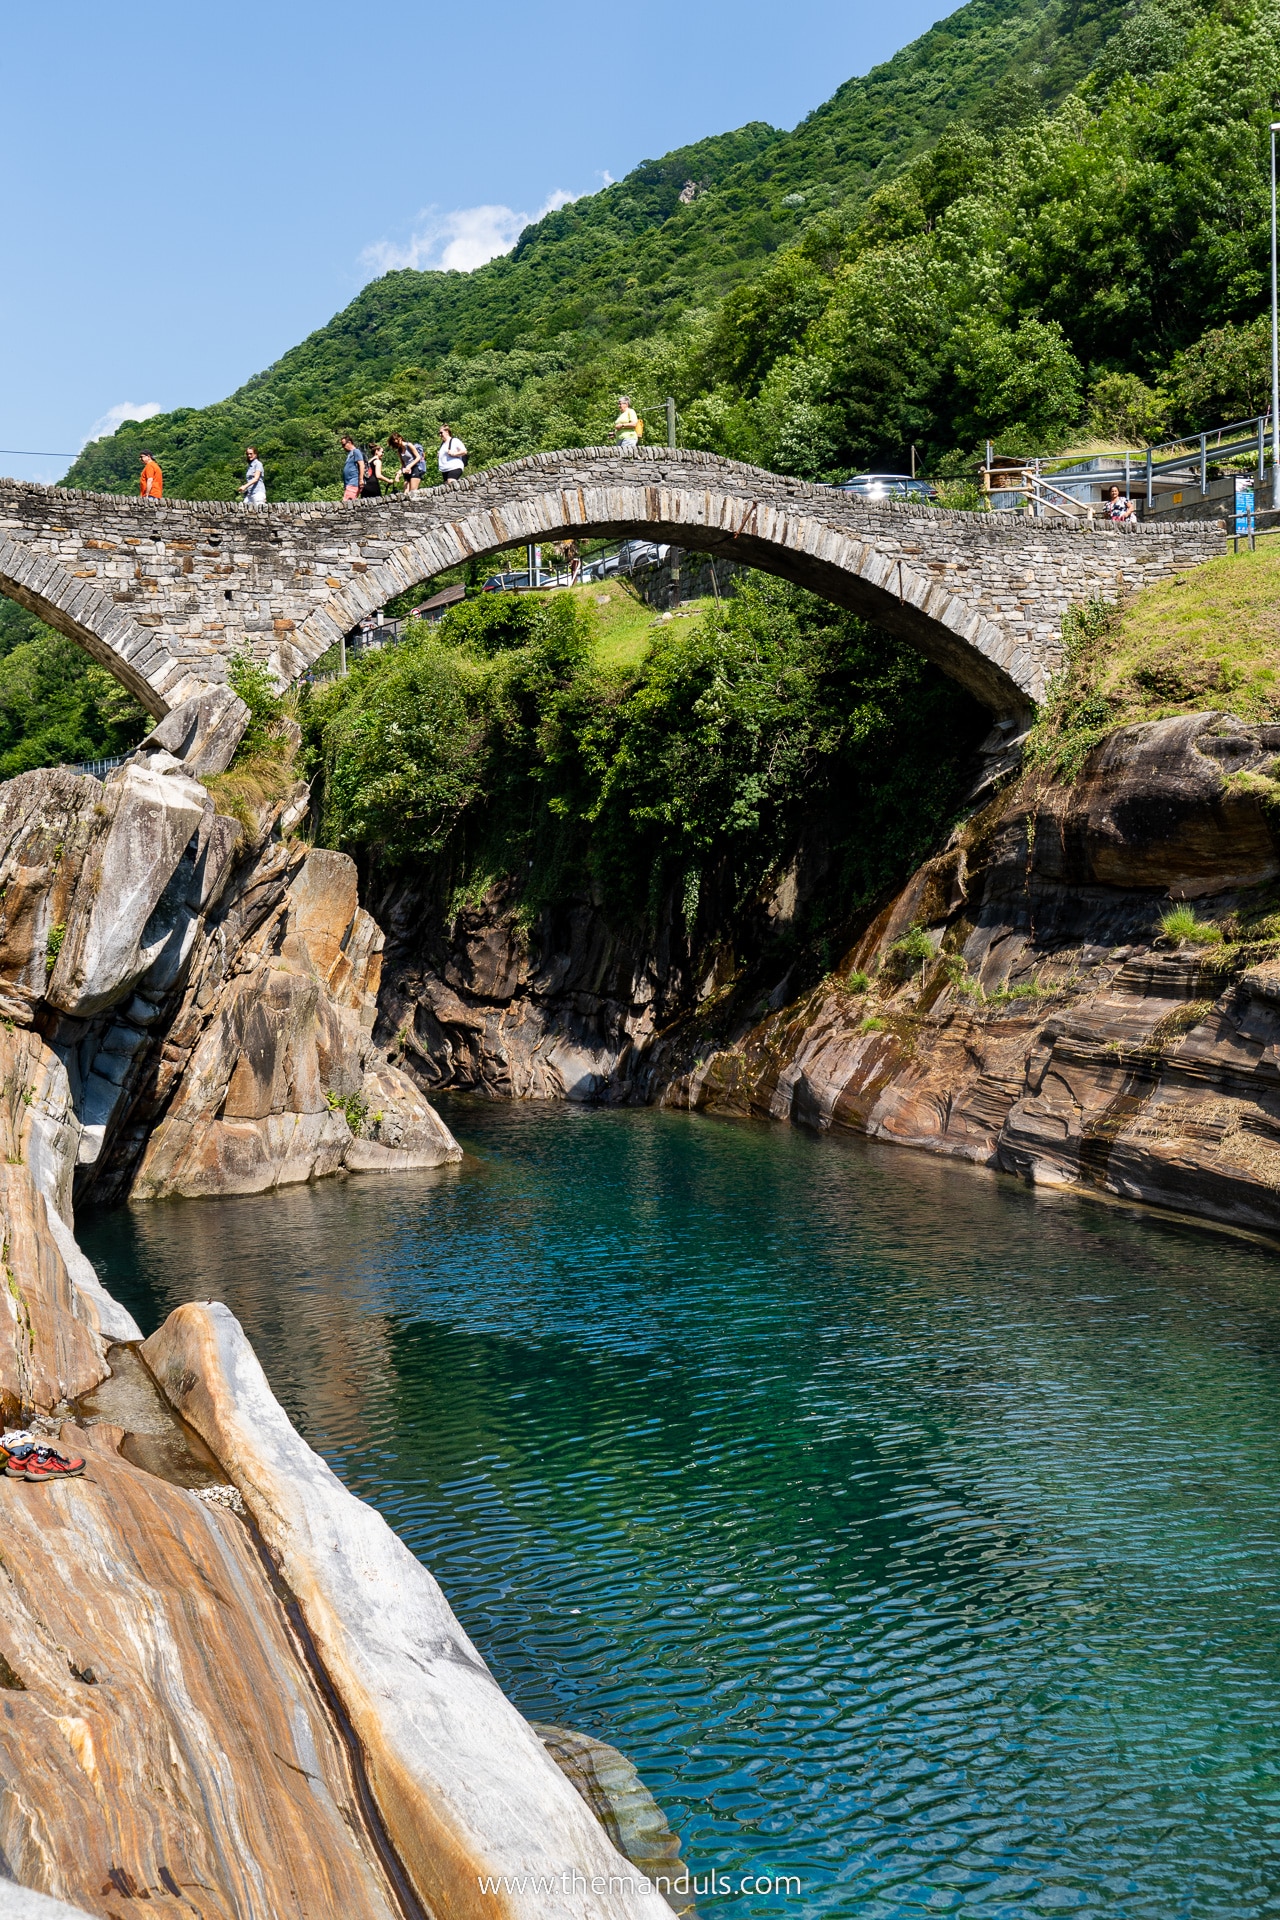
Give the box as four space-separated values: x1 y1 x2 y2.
1096 545 1280 724
202 743 302 836
1025 545 1280 781
1160 904 1223 946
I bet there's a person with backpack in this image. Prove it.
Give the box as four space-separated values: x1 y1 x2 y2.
389 432 427 493
612 396 642 445
438 424 468 484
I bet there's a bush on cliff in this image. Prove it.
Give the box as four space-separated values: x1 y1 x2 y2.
306 580 986 963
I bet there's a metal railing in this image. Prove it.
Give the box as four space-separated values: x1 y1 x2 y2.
984 410 1276 517
65 753 130 779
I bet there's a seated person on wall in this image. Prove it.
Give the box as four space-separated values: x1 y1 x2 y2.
1106 485 1137 526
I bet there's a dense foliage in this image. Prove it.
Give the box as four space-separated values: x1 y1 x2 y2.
65 0 1145 501
307 581 986 965
0 601 148 778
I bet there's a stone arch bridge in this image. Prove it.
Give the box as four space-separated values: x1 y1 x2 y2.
0 447 1224 718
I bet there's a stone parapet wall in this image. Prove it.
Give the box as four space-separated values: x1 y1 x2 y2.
0 449 1225 715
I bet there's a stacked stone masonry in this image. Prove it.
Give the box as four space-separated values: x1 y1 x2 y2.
0 448 1225 716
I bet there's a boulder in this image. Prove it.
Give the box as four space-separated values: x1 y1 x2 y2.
130 849 460 1199
135 682 251 777
143 1301 676 1920
46 761 208 1017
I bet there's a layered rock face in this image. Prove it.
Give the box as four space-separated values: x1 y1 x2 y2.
671 713 1280 1237
382 711 1280 1241
0 694 459 1217
0 1419 405 1919
377 875 688 1102
0 703 683 1918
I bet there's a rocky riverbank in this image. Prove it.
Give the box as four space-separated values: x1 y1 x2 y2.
381 710 1280 1244
0 692 688 1918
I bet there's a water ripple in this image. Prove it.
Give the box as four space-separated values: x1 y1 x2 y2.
82 1103 1280 1919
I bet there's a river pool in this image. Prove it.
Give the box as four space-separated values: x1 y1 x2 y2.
81 1101 1280 1918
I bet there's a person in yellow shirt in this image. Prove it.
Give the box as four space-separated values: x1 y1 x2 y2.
612 396 640 444
139 451 163 499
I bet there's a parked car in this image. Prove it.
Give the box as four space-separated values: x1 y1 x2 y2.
617 539 668 570
835 473 938 503
482 570 535 592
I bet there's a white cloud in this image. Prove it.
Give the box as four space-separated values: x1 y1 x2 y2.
361 190 577 278
599 170 615 186
84 400 161 446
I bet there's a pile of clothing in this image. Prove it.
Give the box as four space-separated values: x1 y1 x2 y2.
1 1430 84 1483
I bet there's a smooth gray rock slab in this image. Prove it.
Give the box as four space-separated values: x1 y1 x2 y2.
0 1882 99 1920
137 683 250 776
46 761 207 1017
143 1301 675 1920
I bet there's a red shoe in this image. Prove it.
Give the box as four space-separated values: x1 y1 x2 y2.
21 1446 85 1483
4 1446 33 1479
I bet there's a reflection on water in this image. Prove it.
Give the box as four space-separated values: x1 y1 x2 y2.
81 1101 1280 1918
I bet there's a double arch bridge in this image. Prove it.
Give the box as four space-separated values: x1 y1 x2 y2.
0 447 1224 720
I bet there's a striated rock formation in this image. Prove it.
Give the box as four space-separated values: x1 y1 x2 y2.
0 699 683 1919
0 688 459 1210
665 713 1280 1238
0 1420 404 1919
375 868 729 1105
128 846 458 1199
143 1300 678 1920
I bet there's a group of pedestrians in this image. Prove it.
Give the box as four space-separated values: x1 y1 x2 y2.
138 393 655 505
136 423 468 505
338 425 468 501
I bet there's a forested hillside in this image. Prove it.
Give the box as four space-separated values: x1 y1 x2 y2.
65 0 1179 501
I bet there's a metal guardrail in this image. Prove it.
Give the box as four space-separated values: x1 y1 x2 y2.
984 411 1276 516
66 754 129 779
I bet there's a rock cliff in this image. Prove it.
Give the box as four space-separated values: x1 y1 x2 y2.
0 698 695 1919
0 688 459 1218
380 710 1280 1243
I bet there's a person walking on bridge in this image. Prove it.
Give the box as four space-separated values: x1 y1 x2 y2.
360 444 385 498
139 450 163 500
340 435 365 502
437 425 467 484
389 432 427 494
611 396 641 445
238 447 266 506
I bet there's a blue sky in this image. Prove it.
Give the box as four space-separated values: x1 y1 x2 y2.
2 0 955 485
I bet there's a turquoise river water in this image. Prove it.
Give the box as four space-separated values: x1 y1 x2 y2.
81 1100 1280 1918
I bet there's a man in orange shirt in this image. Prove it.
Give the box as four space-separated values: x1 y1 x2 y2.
139 450 163 500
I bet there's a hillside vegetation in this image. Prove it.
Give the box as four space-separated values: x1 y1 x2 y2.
64 0 1205 503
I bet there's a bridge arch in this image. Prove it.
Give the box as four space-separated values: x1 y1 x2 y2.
301 481 1033 713
0 451 1225 720
0 536 198 717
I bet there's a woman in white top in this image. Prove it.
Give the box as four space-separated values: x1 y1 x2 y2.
239 447 266 506
438 424 467 483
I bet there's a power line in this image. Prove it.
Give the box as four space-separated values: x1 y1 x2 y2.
0 448 77 460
